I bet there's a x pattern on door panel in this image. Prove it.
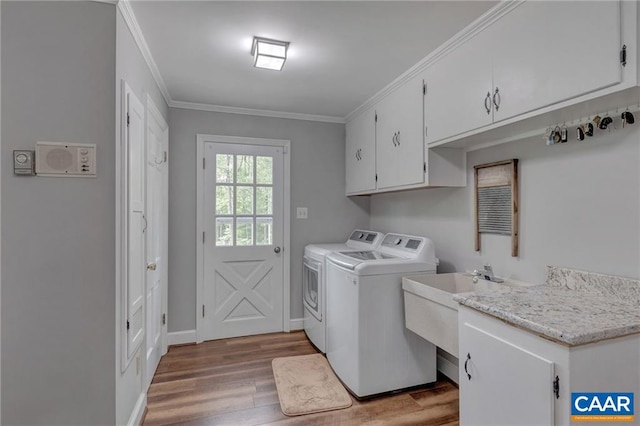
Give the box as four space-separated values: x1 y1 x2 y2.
214 260 275 322
215 153 274 247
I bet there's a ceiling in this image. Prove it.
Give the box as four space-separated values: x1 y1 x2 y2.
129 1 496 121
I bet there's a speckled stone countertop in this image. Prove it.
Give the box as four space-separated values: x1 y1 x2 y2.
453 267 640 346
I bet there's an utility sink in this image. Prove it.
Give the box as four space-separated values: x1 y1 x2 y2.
402 273 529 359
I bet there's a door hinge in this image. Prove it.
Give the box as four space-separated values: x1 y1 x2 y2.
375 173 378 182
553 376 560 399
202 232 205 243
164 151 168 163
374 112 378 123
425 126 428 137
126 113 130 127
162 313 166 325
202 305 205 317
202 158 205 169
126 320 130 331
620 44 627 67
423 82 427 95
424 162 427 173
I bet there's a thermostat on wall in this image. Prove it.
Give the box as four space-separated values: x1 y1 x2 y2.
35 142 96 177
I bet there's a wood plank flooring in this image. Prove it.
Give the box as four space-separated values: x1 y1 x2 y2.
143 331 459 425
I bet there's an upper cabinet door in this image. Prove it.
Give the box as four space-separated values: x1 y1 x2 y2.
345 108 377 195
492 1 621 122
424 28 494 145
375 77 424 190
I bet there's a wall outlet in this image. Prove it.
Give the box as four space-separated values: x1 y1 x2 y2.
296 207 308 219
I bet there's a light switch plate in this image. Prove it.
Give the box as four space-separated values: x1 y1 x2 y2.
296 207 308 219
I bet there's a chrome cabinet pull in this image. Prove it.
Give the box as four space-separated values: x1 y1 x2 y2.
396 131 400 146
493 87 501 112
464 353 472 380
274 246 281 254
392 132 397 147
484 91 492 115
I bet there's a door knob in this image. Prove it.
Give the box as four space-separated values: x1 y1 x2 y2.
146 262 157 271
274 247 281 254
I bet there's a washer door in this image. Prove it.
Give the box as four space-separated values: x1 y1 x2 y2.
303 256 322 321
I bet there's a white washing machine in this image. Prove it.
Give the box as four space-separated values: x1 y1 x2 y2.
326 233 438 398
303 230 382 353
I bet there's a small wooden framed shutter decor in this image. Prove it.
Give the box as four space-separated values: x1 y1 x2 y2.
474 159 519 257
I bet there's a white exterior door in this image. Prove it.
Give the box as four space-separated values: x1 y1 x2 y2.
201 141 285 340
144 97 168 388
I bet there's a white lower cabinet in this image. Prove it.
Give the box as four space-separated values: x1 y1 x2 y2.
459 306 640 425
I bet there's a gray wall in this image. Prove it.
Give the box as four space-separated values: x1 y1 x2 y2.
168 108 370 332
371 125 640 284
2 2 116 424
115 8 169 426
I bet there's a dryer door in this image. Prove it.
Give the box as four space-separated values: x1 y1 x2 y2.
303 256 322 321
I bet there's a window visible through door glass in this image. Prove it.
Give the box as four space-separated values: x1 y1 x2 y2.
214 152 274 246
236 155 254 184
216 154 233 183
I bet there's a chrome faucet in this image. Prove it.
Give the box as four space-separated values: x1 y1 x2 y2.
473 264 504 283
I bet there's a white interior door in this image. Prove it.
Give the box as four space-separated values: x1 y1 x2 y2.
144 97 168 388
123 84 145 366
201 142 284 340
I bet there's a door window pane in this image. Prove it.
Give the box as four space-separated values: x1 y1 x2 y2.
236 155 254 184
216 154 233 183
215 218 233 246
256 187 273 215
256 156 273 184
236 186 254 215
216 186 233 215
256 217 273 245
236 218 254 246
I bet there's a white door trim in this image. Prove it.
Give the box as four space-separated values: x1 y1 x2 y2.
196 134 291 343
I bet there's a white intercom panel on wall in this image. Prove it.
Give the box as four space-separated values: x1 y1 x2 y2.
35 142 96 177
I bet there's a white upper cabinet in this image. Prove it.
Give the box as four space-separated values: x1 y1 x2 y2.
345 108 377 195
424 28 493 144
491 1 621 122
375 77 425 190
424 0 627 146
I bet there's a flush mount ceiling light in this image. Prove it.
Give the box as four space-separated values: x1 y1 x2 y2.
251 37 289 71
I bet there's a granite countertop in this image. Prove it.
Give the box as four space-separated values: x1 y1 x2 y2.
453 267 640 346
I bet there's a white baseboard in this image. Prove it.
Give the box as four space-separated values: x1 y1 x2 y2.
289 318 304 331
168 329 196 346
437 353 459 384
127 392 147 426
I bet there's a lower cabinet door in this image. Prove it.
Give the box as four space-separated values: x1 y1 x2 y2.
459 322 555 426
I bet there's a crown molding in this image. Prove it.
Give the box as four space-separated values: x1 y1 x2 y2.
117 0 172 106
170 101 346 124
345 0 524 122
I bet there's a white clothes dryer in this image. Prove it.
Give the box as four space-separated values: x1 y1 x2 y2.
302 230 382 353
326 233 438 398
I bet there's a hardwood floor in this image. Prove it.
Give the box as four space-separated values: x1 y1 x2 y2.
143 331 459 425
